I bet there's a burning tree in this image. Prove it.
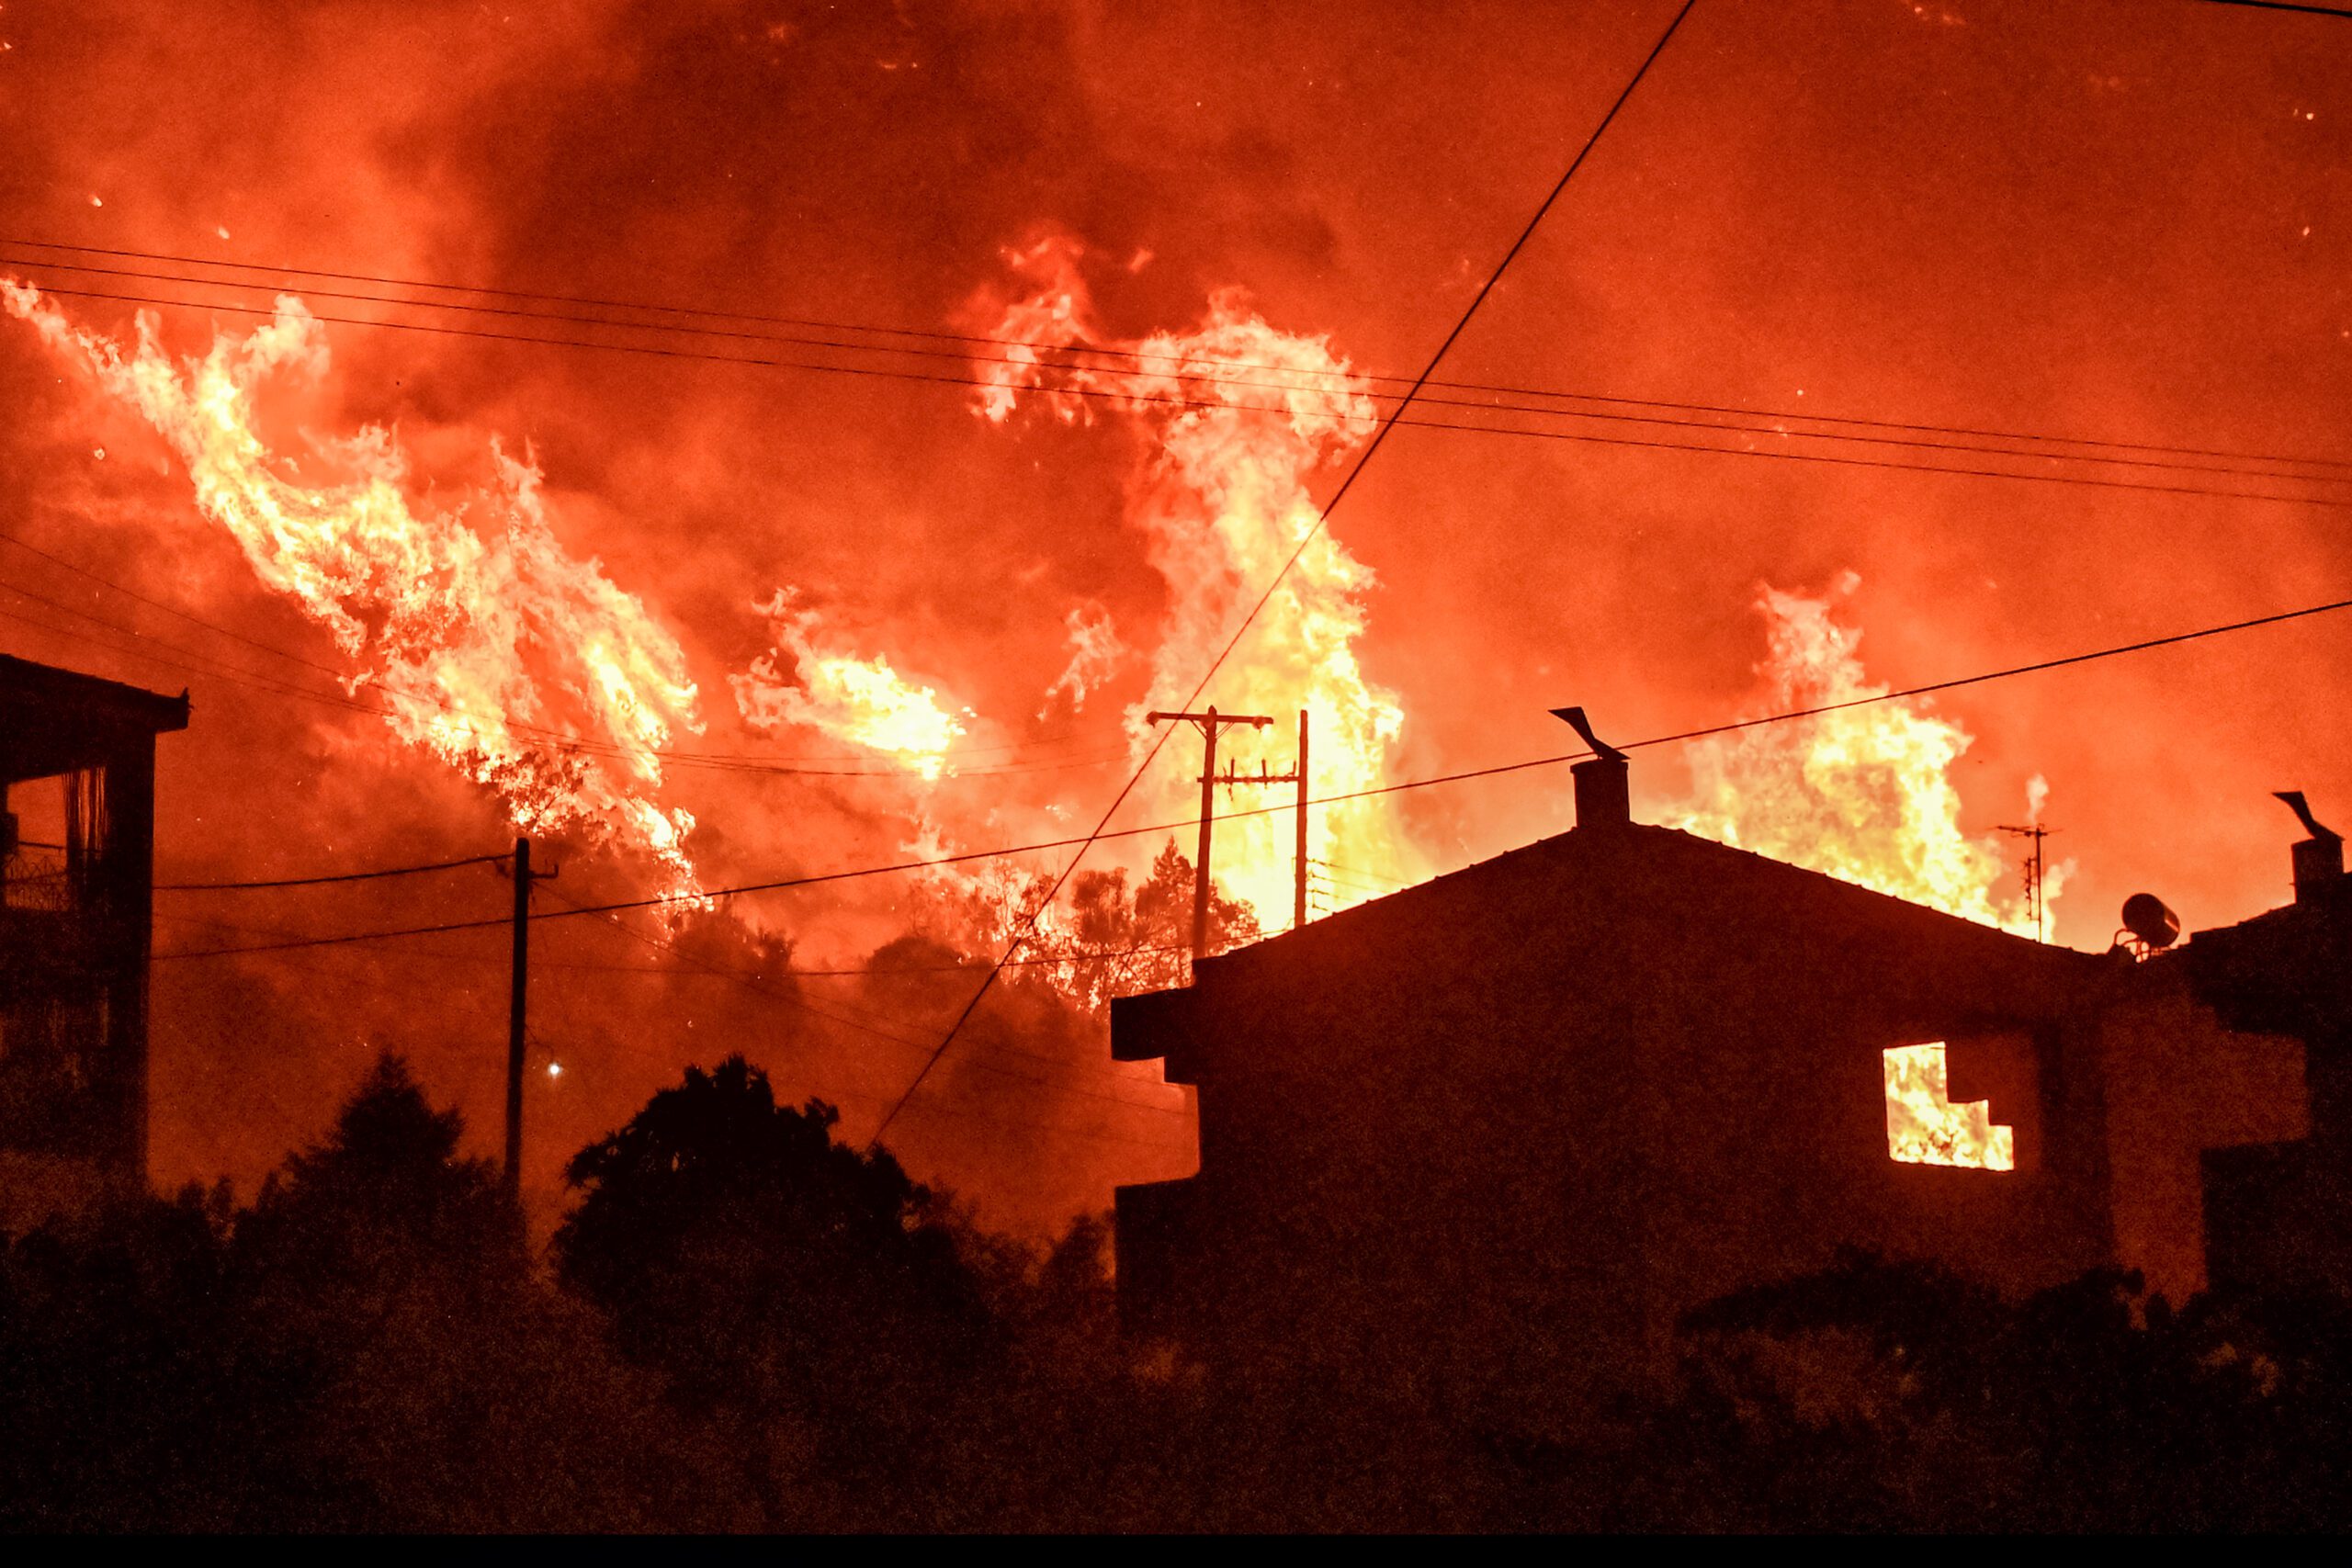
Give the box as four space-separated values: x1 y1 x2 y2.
919 837 1260 1010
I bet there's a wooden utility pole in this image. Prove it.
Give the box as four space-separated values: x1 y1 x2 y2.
1147 705 1272 967
504 836 556 1199
1183 709 1311 934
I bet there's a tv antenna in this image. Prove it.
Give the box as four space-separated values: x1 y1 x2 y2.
1994 821 2057 942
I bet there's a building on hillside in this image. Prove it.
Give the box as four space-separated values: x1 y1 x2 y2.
0 656 188 1228
1110 724 2336 1416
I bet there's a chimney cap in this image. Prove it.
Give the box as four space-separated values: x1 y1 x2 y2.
2277 791 2342 844
1550 705 1628 762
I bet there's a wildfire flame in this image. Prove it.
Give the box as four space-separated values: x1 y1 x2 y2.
1883 1043 2015 1170
3 285 705 889
968 237 1419 930
1675 577 2052 937
730 588 967 780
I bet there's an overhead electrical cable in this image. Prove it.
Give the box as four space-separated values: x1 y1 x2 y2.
17 278 2352 514
2188 1 2352 19
150 912 1190 1151
141 581 2352 965
537 884 1191 1115
865 0 1711 1146
14 252 2352 488
0 536 1136 774
156 852 505 891
10 236 2350 479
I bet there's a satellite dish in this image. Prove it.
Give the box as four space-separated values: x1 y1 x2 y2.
2121 893 2180 951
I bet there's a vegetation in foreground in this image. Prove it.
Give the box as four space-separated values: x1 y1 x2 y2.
6 1050 2350 1531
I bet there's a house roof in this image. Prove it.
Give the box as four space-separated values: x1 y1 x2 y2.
1210 818 2086 976
0 654 190 783
1114 819 2105 1061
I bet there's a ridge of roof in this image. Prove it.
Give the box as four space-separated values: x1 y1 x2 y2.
1226 819 2096 966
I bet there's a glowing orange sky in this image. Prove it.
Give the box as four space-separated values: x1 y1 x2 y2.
0 0 2346 1234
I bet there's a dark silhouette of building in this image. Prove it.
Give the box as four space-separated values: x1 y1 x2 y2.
2193 796 2352 1300
0 656 187 1227
1112 741 2326 1416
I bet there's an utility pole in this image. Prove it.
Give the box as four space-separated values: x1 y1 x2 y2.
1995 822 2055 942
504 836 556 1200
1190 709 1311 933
1147 705 1272 969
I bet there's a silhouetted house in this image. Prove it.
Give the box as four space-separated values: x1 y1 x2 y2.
1112 745 2327 1416
2192 797 2352 1300
0 656 187 1228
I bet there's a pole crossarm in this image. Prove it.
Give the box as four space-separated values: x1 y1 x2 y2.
1204 762 1303 789
1146 709 1273 735
1148 707 1277 970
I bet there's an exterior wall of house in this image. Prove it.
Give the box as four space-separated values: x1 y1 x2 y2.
2097 977 2307 1303
2186 876 2352 1297
1115 822 2318 1416
0 659 186 1213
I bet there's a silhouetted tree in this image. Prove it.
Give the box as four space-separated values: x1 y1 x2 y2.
1057 839 1262 998
0 1182 242 1529
0 1052 736 1531
1611 1248 2352 1531
230 1052 733 1529
555 1055 989 1525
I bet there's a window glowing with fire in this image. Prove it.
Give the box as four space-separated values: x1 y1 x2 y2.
1883 1043 2014 1171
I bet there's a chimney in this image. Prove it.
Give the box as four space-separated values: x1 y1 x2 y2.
1551 705 1630 831
2276 792 2344 904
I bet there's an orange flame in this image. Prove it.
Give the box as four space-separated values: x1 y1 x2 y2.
3 284 705 889
730 588 967 780
1883 1043 2014 1170
969 238 1419 931
1675 577 2052 936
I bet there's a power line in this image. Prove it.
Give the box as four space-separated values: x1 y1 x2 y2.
0 536 1136 776
865 0 1710 1147
150 914 1189 1151
1310 860 1415 897
2188 1 2352 18
0 567 1125 781
17 251 2352 488
541 885 936 1052
14 237 2350 479
143 581 2352 963
155 852 507 892
537 885 1191 1116
0 528 356 679
1311 855 1413 886
19 277 2352 514
0 573 382 711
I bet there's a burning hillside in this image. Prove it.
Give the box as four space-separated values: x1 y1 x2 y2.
1674 575 2064 937
964 236 1422 931
3 283 707 895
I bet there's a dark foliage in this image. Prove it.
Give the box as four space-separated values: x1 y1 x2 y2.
554 1055 989 1525
1517 1247 2352 1531
15 1059 2352 1531
0 1054 732 1531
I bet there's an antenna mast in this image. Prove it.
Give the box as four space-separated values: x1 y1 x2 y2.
1994 822 2056 942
